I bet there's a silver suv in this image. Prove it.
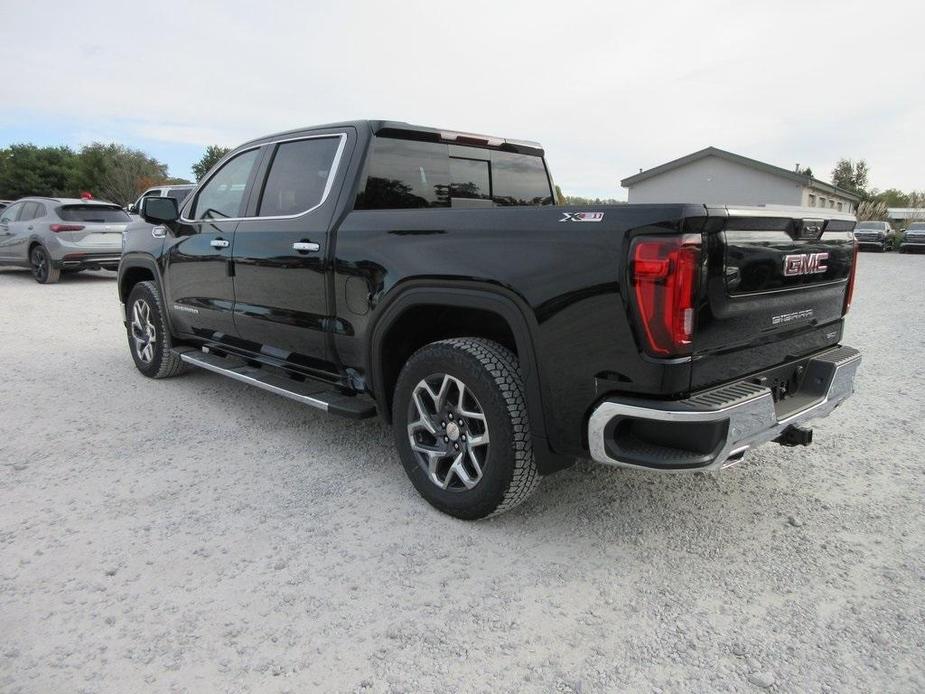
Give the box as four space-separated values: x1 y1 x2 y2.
0 197 130 283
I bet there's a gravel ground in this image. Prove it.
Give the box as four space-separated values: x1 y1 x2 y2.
0 253 923 693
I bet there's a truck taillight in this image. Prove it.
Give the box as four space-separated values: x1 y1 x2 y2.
843 242 858 314
49 224 85 233
630 235 701 357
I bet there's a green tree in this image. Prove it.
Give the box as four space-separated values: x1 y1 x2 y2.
75 143 169 206
192 145 231 181
796 165 814 177
0 144 79 199
869 188 910 207
831 158 869 196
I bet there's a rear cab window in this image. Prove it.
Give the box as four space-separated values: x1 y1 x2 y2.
355 136 553 210
57 205 131 223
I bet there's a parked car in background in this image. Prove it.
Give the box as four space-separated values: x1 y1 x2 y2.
899 222 925 253
853 220 893 251
0 197 130 283
127 184 196 216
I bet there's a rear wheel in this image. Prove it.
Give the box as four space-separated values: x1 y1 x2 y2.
125 281 186 379
392 338 539 519
30 246 60 284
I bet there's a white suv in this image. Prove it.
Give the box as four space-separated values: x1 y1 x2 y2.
128 184 196 216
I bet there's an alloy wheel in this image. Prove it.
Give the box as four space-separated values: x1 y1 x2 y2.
130 299 157 363
407 373 490 491
30 247 48 282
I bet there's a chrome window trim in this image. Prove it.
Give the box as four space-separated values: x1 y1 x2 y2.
179 133 348 224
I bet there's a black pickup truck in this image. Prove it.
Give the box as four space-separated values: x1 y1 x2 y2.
118 120 861 519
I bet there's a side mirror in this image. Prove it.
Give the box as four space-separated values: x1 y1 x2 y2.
141 196 179 224
127 203 137 214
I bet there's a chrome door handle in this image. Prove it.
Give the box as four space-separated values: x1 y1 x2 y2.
292 241 320 253
210 238 230 249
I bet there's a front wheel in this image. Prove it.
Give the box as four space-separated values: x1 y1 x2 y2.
30 246 60 284
125 281 186 378
392 338 539 519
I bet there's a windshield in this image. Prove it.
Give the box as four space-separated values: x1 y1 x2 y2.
855 222 886 230
57 205 131 223
906 222 925 231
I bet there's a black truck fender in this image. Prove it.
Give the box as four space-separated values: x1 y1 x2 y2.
366 281 573 475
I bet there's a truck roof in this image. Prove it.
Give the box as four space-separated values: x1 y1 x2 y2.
240 120 545 156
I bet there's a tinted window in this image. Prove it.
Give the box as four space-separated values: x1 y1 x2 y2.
166 188 192 205
355 137 553 210
0 203 22 224
491 151 552 206
57 205 131 222
356 139 450 209
907 223 925 230
192 148 260 220
258 137 341 216
449 157 490 202
856 222 887 230
33 203 46 218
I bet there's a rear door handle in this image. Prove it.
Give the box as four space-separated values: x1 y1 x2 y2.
210 238 230 249
292 241 320 253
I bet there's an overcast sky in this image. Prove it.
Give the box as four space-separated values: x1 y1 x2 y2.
1 0 922 198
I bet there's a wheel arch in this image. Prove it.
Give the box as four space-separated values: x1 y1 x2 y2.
118 255 161 304
367 281 570 475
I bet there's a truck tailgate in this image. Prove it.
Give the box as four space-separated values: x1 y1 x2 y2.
691 206 857 391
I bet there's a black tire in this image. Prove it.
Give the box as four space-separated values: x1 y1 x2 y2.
30 245 60 284
392 338 539 520
125 281 186 379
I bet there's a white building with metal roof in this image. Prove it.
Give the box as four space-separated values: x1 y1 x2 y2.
621 147 860 213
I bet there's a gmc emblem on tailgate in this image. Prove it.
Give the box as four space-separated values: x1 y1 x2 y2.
784 252 829 277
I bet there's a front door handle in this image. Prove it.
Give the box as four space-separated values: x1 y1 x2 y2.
292 241 320 253
210 238 230 249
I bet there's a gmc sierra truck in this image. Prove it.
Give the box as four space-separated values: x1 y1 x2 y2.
118 120 861 519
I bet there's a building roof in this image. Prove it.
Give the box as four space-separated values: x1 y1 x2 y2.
620 146 862 202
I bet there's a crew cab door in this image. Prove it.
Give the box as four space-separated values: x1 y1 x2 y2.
163 147 263 340
231 131 350 375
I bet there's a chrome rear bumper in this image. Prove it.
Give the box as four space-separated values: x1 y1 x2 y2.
588 346 861 472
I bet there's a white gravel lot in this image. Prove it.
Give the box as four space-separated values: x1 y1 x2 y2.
0 253 923 693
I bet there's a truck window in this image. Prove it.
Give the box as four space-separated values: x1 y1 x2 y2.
258 136 341 216
191 148 260 220
491 151 553 206
356 139 450 209
449 157 491 202
355 137 553 210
